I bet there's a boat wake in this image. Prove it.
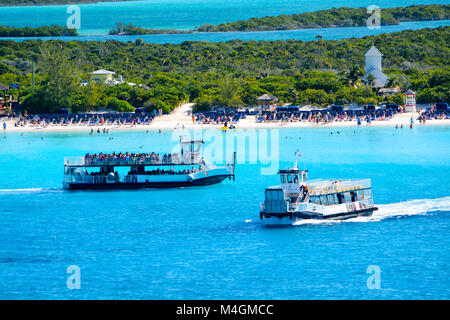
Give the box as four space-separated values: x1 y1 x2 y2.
0 187 63 194
289 196 450 226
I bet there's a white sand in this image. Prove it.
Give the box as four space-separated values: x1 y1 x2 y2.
2 103 450 133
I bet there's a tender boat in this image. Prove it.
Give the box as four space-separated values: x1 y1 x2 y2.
260 163 378 223
63 139 236 190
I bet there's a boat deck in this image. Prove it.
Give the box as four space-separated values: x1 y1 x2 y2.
64 155 203 167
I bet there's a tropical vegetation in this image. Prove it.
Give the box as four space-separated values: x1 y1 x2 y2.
0 26 448 114
0 25 77 37
197 5 450 32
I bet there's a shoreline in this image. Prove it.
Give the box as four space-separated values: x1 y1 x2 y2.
2 111 450 133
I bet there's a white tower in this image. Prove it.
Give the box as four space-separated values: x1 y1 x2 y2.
363 46 389 88
365 46 383 73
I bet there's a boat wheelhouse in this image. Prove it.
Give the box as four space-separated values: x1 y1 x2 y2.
63 140 236 190
260 164 377 222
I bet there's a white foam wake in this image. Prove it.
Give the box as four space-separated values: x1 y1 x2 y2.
292 196 450 226
0 187 62 194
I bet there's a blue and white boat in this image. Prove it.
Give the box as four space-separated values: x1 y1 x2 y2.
260 163 377 223
63 140 236 190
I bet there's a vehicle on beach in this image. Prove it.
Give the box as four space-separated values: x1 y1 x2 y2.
63 139 236 190
260 163 378 224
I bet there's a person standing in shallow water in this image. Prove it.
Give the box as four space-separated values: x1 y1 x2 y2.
410 116 414 128
2 122 5 131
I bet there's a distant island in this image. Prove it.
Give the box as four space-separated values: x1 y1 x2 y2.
106 5 450 35
108 23 192 36
0 25 78 37
0 0 137 6
196 5 450 32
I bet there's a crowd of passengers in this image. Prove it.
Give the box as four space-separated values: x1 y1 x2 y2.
129 167 200 175
85 167 200 178
85 152 159 161
86 152 185 164
84 152 184 164
6 112 154 127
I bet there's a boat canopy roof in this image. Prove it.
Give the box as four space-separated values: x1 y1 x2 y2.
307 179 372 196
278 168 307 174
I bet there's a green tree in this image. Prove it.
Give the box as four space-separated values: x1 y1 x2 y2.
38 44 81 111
217 75 242 107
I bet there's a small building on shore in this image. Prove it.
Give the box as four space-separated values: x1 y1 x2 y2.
378 87 400 97
363 46 389 88
89 69 125 85
89 69 115 83
403 89 416 112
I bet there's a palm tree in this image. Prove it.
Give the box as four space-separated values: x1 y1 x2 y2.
363 74 377 89
218 75 242 107
339 65 363 86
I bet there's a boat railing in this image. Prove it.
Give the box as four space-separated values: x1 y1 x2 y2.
64 154 203 167
65 157 86 166
202 158 217 169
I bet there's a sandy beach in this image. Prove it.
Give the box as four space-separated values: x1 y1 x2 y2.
2 103 450 133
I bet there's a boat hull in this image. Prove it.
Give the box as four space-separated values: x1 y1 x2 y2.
261 207 378 223
65 174 230 190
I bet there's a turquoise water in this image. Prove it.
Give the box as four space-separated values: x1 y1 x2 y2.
1 0 449 32
0 0 449 35
0 126 449 299
2 20 449 44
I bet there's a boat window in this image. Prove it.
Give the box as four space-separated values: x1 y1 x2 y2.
280 175 286 183
287 175 292 183
293 175 299 183
343 193 351 203
327 194 336 205
320 195 328 205
312 196 320 204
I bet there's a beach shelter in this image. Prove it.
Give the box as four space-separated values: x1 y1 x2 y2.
256 94 279 112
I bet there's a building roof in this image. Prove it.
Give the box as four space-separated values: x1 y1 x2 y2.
89 69 116 75
404 89 416 95
256 94 279 102
364 68 389 88
0 82 8 91
364 46 383 57
378 87 400 94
